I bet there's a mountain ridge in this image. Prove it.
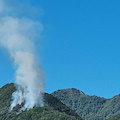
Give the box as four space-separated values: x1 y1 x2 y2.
52 88 120 120
1 83 120 120
0 83 83 120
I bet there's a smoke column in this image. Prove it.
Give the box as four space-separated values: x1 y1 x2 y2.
0 1 44 111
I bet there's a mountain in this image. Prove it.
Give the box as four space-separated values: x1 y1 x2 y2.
2 84 120 120
0 84 83 120
52 88 120 120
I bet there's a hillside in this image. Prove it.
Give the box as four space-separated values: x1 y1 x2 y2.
0 84 83 120
106 113 120 120
2 84 120 120
52 88 120 120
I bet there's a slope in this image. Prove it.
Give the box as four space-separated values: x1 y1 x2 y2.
52 88 120 120
0 84 83 120
106 113 120 120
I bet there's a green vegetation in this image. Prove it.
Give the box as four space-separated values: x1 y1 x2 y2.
1 83 120 120
52 88 120 120
106 113 120 120
0 84 83 120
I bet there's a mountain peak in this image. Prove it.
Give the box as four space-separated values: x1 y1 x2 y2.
52 88 85 96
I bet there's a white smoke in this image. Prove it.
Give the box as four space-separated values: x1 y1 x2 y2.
0 1 44 111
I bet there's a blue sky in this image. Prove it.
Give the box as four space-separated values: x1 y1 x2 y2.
0 0 120 98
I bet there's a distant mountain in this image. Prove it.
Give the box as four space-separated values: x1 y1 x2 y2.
52 88 120 120
0 84 83 120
